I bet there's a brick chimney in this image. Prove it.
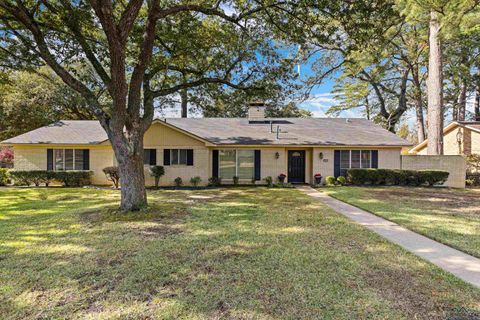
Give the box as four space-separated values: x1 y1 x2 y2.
248 100 266 119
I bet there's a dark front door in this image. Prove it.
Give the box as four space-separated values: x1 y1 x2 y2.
288 150 305 183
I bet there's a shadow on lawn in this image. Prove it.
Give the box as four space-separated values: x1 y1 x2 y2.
0 187 479 319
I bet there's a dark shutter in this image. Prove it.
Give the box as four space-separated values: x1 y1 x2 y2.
334 150 341 177
187 149 194 166
149 149 156 165
83 149 90 170
163 149 170 166
212 150 219 178
254 150 261 180
371 150 378 168
47 149 53 171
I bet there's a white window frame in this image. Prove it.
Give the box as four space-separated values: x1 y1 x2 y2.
53 149 85 171
169 149 188 166
219 149 255 179
340 150 372 170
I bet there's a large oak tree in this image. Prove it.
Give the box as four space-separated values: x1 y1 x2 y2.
0 0 294 210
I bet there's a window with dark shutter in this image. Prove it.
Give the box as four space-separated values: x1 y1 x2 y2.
212 150 219 178
143 149 156 165
254 150 261 180
163 149 170 165
187 149 194 166
47 149 53 171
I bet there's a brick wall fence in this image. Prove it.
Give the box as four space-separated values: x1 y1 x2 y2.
401 155 466 188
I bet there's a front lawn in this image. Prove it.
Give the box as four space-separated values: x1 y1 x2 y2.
0 187 479 319
321 186 480 258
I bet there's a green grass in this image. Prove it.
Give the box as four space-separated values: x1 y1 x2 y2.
0 187 479 319
321 186 480 258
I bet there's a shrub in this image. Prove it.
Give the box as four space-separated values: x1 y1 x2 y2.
273 182 294 188
208 176 221 186
233 176 239 185
347 168 449 187
55 171 92 187
103 166 120 188
264 176 273 187
418 170 449 186
0 168 9 186
190 176 202 187
174 177 183 187
325 176 336 186
336 176 346 186
9 171 32 186
149 165 165 188
466 173 480 186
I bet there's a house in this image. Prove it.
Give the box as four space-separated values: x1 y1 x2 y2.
0 103 411 186
410 121 480 156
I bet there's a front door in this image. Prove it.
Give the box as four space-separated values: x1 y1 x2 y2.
288 150 305 183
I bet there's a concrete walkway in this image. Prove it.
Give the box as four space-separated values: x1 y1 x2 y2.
296 185 480 289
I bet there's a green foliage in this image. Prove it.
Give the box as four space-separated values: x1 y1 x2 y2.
325 176 336 186
272 182 294 188
347 169 449 186
149 165 165 188
336 176 346 186
208 176 222 187
0 168 9 186
190 176 202 187
54 171 92 187
9 170 90 187
174 177 183 187
264 176 273 187
0 68 92 141
103 166 120 189
466 154 480 173
233 176 239 185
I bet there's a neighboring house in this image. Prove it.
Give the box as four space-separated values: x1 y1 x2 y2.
410 121 480 156
0 104 411 186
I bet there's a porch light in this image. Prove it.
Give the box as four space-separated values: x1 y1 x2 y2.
275 152 280 159
319 152 324 159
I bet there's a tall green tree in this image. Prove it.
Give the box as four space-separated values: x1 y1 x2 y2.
0 68 93 141
0 0 296 210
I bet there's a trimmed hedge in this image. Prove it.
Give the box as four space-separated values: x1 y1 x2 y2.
9 170 92 187
0 168 9 186
347 169 449 186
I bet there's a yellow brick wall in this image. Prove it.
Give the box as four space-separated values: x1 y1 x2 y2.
378 149 402 169
90 148 114 185
13 147 46 171
312 148 334 181
401 155 465 188
144 147 210 186
471 131 480 154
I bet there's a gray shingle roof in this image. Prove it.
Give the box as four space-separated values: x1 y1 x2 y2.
1 120 108 145
165 118 412 146
1 118 411 146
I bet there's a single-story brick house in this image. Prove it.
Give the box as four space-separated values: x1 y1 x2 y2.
0 104 411 186
409 121 480 156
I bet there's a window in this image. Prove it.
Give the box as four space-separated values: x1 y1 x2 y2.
219 150 255 179
52 149 87 171
164 149 193 166
144 149 156 165
339 150 372 176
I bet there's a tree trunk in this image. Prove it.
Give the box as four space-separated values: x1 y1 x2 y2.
109 131 147 211
427 10 444 155
475 78 480 121
180 89 188 118
457 80 467 121
412 65 426 142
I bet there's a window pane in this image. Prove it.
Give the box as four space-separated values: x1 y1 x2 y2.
144 149 150 165
361 150 371 168
171 149 179 165
237 150 254 179
55 149 64 171
340 150 350 169
179 149 187 165
75 150 84 170
64 149 74 170
351 150 360 168
219 150 236 178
